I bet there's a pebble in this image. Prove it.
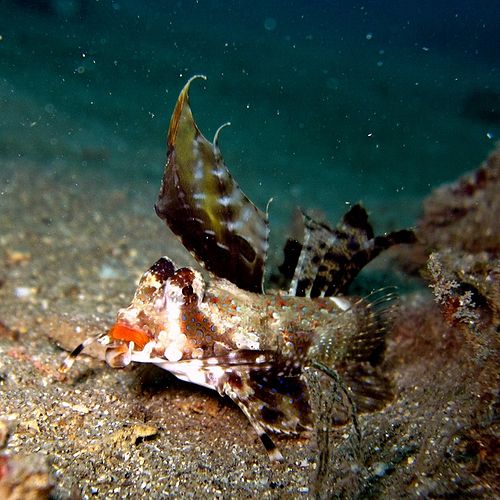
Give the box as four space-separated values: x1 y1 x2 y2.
108 424 158 446
99 264 120 280
0 421 9 449
373 462 389 477
60 401 91 414
6 250 31 265
14 287 36 299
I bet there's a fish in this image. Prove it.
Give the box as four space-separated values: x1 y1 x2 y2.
61 75 416 461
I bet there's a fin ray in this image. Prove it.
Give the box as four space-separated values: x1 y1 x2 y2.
218 352 313 460
310 288 397 411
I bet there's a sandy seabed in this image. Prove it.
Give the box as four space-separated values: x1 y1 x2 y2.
0 149 498 498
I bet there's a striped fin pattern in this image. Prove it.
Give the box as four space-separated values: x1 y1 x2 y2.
155 76 269 293
289 204 416 297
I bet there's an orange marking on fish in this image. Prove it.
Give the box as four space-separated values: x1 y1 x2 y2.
109 322 150 350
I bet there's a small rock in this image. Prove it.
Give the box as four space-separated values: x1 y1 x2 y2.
373 462 389 477
0 453 54 499
108 424 158 447
6 250 31 265
0 421 9 449
14 287 37 299
20 419 40 434
60 402 90 415
99 264 120 280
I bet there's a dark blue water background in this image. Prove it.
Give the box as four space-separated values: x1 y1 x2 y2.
1 0 499 231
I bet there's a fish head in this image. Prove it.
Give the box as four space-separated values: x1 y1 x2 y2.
105 258 208 368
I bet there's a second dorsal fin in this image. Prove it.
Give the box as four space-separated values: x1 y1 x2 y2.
288 204 416 297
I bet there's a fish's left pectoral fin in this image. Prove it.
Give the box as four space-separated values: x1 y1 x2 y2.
155 76 269 293
311 289 396 414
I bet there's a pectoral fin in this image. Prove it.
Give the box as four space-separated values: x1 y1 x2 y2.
199 351 313 461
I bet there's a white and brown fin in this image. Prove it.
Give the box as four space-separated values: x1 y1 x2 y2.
155 76 269 293
220 354 313 461
188 349 311 460
288 204 416 297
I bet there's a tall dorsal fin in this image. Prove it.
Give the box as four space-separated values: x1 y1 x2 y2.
155 76 269 293
289 204 416 297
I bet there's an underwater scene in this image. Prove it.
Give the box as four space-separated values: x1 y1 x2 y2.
0 0 499 498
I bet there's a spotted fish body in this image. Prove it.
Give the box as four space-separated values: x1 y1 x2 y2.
62 76 415 461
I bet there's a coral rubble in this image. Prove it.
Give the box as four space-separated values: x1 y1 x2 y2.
418 145 500 327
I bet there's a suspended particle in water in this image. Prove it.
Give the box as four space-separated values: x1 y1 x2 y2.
264 17 277 31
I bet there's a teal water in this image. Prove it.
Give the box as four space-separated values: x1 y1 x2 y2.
1 0 499 231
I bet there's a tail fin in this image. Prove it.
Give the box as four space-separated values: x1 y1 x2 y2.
311 288 397 412
285 204 415 297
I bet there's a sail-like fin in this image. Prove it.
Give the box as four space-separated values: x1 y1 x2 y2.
289 204 416 297
155 76 269 293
